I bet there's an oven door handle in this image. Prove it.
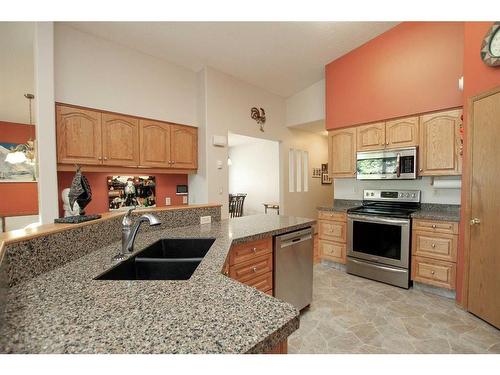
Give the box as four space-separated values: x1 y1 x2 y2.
349 258 408 273
396 153 401 178
348 213 410 226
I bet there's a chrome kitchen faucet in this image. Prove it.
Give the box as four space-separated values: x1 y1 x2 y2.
112 207 161 261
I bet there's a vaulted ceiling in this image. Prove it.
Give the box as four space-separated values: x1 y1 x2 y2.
65 22 397 97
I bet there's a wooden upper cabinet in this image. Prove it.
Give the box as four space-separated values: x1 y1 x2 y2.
329 128 356 178
356 122 385 151
170 125 197 169
101 113 140 166
56 105 103 165
419 109 462 176
139 120 171 168
385 116 419 149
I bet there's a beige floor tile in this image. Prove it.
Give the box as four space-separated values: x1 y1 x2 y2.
288 264 500 354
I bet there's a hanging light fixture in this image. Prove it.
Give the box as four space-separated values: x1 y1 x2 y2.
6 94 36 180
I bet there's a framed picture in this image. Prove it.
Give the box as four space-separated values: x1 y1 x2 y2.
321 172 332 185
0 142 36 182
107 176 156 211
312 167 322 178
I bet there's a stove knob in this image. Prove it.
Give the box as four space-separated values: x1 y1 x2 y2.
370 192 374 196
412 193 416 198
405 193 410 198
399 193 404 197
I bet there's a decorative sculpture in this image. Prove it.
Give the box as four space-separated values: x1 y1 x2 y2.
61 188 80 217
54 165 101 224
251 107 266 132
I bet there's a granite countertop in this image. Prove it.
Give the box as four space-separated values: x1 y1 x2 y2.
317 199 362 213
410 204 461 222
0 215 315 354
318 200 460 222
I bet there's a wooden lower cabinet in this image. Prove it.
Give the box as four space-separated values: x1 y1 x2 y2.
318 211 347 264
265 339 288 354
411 219 459 290
319 240 346 264
225 237 273 295
412 256 456 290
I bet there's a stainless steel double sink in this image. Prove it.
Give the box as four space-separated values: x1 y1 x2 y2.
95 238 215 281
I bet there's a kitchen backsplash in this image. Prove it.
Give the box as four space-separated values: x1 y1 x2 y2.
334 176 461 204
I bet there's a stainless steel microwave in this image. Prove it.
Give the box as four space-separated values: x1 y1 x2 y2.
356 147 417 180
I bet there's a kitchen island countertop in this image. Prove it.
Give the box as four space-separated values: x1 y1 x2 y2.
0 214 315 354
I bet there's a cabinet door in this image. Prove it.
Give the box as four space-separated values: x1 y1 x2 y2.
328 128 356 178
56 105 102 165
356 122 385 151
419 109 462 176
385 116 419 149
139 120 171 168
170 125 197 169
102 113 139 166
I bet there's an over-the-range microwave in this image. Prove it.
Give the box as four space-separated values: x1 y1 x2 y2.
356 146 417 180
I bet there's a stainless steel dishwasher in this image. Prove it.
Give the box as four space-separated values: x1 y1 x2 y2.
274 227 313 310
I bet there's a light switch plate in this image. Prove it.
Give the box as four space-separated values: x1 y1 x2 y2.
182 196 188 204
165 197 171 205
200 216 211 224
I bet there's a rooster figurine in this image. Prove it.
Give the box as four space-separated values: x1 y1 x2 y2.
250 107 266 131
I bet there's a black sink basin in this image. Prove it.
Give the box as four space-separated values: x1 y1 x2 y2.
95 257 202 280
95 238 215 280
136 238 215 259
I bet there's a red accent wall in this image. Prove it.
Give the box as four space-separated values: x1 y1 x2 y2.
456 22 500 304
325 22 464 129
0 121 38 216
57 172 188 217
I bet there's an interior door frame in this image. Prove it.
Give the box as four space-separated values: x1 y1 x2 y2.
462 85 500 310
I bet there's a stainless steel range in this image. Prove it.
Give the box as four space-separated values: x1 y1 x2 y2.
346 189 421 289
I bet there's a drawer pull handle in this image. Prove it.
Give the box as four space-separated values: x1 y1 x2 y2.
431 224 436 229
431 243 436 248
252 267 258 273
252 247 257 254
431 270 435 275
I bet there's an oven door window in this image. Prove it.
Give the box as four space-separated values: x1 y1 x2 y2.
352 220 402 260
357 157 397 175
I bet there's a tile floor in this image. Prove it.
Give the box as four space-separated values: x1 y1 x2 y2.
288 263 500 354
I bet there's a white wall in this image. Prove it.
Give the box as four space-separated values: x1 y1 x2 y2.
191 67 332 219
228 137 280 215
286 79 325 126
54 24 198 126
334 176 461 204
0 22 35 124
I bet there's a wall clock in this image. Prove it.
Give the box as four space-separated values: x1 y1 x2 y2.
480 22 500 67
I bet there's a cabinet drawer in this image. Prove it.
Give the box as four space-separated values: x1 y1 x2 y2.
242 271 273 293
318 211 346 222
229 253 273 282
413 219 458 235
411 256 456 290
319 240 346 264
412 231 457 262
229 238 272 266
318 220 346 243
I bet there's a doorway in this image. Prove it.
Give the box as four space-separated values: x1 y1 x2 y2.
464 86 500 329
228 133 280 216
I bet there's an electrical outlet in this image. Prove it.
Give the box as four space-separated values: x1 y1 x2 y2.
200 216 211 225
182 196 188 204
165 197 171 206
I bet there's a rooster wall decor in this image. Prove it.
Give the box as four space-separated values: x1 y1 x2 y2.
250 107 266 132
